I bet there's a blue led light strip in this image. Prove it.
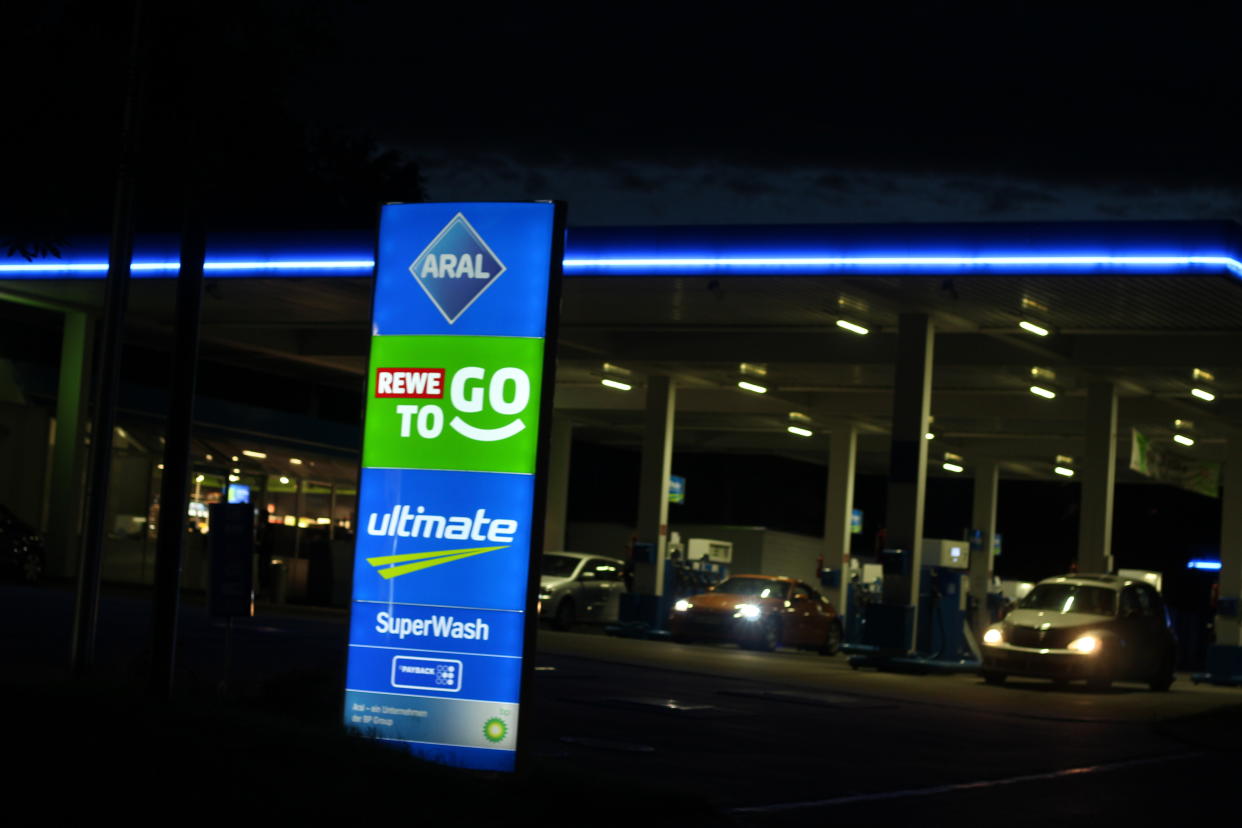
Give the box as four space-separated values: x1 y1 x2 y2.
2 255 1241 279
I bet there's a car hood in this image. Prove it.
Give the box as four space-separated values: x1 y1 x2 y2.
687 592 781 612
1006 608 1114 630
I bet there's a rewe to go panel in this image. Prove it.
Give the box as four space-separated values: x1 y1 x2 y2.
344 202 566 773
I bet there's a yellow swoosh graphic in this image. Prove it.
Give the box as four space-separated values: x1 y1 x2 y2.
367 545 508 579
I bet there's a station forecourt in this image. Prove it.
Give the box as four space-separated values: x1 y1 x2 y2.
1 217 1240 673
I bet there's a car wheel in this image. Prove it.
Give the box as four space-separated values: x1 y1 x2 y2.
819 621 843 656
1086 675 1113 692
22 551 43 585
553 598 575 631
982 671 1006 685
1149 650 1176 692
756 618 781 651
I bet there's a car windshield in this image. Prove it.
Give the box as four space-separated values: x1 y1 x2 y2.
1019 583 1116 616
540 555 580 578
714 578 789 599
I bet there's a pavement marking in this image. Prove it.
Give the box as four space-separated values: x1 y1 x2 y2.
731 751 1206 814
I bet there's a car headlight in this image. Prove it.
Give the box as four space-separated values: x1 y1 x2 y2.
982 627 1004 646
1067 635 1100 654
674 599 692 612
734 603 762 621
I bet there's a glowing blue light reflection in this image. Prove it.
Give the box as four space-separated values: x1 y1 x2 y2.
1187 559 1223 571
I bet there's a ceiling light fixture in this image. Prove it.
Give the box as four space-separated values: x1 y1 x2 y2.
601 378 633 391
943 462 964 473
836 319 870 335
787 425 813 437
1030 385 1057 399
1018 320 1049 336
1191 388 1216 402
1173 434 1195 447
737 381 768 394
289 458 303 465
1054 466 1075 477
925 432 935 440
242 450 267 459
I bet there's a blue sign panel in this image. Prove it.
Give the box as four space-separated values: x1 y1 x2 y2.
346 202 563 772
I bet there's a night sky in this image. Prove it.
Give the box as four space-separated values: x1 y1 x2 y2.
9 2 1242 232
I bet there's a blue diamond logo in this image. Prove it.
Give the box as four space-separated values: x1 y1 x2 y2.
409 213 507 324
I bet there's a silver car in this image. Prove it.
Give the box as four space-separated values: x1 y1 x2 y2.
538 551 627 630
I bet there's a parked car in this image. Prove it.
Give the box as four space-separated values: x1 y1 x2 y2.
668 574 843 654
538 551 627 630
980 573 1177 691
0 504 45 584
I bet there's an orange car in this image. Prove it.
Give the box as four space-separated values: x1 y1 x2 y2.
668 574 843 654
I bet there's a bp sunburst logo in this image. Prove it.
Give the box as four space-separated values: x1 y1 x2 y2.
482 717 509 744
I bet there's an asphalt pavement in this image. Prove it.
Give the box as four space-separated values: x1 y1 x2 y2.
5 582 1241 825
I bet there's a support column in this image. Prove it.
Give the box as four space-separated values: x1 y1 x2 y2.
635 376 675 597
1078 381 1117 574
886 314 933 649
543 414 572 551
970 459 999 634
47 311 93 578
1218 437 1242 647
822 421 857 615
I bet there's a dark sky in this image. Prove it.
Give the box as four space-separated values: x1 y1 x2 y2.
287 2 1242 224
9 2 1242 230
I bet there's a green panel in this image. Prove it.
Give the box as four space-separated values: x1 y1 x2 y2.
363 335 545 474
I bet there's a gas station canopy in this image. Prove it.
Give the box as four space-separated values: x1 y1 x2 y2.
3 219 1240 477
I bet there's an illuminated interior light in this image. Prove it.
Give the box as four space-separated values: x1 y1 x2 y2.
1018 320 1050 336
1192 368 1215 382
1029 385 1057 399
279 476 290 485
157 464 164 470
925 432 935 440
1188 559 1222 571
601 378 633 391
942 462 964 473
1191 388 1216 401
231 455 239 462
836 319 870 335
204 454 213 461
228 474 239 482
737 381 768 394
1054 466 1075 477
242 450 267 459
289 458 303 465
1173 434 1195 447
232 467 241 474
194 474 204 483
602 362 632 377
787 425 813 437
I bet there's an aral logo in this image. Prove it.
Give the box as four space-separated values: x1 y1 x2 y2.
410 214 506 324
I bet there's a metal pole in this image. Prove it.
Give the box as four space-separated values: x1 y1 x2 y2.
71 0 146 676
150 203 206 698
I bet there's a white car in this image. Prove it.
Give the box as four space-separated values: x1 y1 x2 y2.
538 552 627 630
980 573 1177 691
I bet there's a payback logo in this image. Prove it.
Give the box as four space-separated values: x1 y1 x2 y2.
409 213 507 324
